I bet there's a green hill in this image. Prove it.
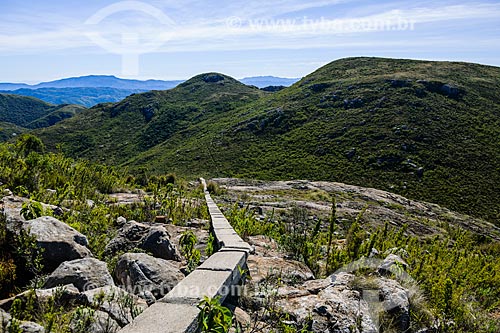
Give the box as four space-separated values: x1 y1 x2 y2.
36 58 500 223
0 121 26 141
0 93 85 130
36 73 265 164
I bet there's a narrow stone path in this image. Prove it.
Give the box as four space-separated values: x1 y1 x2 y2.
119 178 251 333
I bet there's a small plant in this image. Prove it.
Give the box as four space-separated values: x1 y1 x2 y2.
197 296 232 333
15 228 44 284
205 232 216 256
179 230 201 273
20 200 44 220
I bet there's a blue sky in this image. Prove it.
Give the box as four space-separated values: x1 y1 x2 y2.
1 0 499 83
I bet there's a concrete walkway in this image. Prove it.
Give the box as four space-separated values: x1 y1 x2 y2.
119 178 252 333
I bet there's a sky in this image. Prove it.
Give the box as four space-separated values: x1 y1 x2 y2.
1 0 499 83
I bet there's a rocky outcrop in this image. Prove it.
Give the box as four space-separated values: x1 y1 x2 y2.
247 255 314 284
114 253 184 303
44 258 114 292
105 221 180 261
246 258 413 332
272 272 378 333
25 216 93 272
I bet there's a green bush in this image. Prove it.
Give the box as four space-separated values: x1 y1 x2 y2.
197 296 232 333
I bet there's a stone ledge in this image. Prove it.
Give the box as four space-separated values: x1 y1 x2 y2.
197 251 246 272
119 302 199 333
160 269 238 303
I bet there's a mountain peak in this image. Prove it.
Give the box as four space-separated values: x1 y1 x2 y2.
180 72 241 87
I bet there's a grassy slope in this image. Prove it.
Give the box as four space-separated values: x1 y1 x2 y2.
0 93 85 131
36 58 500 223
129 58 500 223
0 122 26 141
0 93 55 127
36 73 266 165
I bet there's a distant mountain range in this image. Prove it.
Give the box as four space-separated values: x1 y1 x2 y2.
240 76 300 87
0 75 183 91
0 75 299 107
0 87 149 108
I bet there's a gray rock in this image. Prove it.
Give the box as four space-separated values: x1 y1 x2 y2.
441 84 460 97
369 247 379 258
247 255 314 284
116 216 127 226
2 189 13 196
1 195 28 231
24 216 93 272
378 254 408 276
265 268 416 333
79 286 147 327
141 226 181 261
379 278 410 331
114 253 184 301
104 221 150 256
105 221 180 261
71 308 120 333
44 258 114 292
275 272 378 333
18 321 45 333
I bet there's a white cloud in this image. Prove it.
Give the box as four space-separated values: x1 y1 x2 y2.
0 1 499 55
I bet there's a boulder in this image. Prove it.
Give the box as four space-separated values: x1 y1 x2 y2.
70 308 120 333
79 286 147 327
24 216 93 272
105 221 180 261
114 253 184 302
379 278 410 331
141 226 181 261
1 195 28 231
2 189 13 196
247 255 314 284
440 84 460 97
116 216 127 226
378 254 408 276
88 310 120 333
44 258 114 292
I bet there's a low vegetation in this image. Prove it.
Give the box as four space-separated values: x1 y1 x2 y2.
0 134 209 331
222 191 500 332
